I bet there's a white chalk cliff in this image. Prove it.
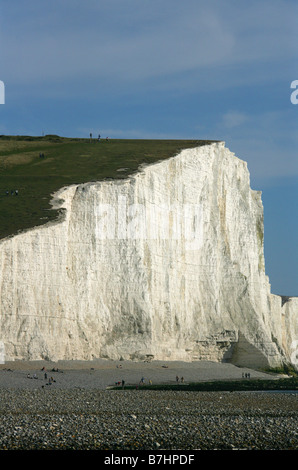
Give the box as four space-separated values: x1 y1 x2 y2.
0 142 297 368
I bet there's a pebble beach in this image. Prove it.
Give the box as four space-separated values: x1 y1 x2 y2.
0 359 297 451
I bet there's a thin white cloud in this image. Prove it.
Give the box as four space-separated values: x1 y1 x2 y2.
222 111 250 129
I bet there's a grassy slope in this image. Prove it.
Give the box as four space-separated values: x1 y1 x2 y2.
0 135 216 240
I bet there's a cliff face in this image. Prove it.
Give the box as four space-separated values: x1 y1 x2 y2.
0 142 296 367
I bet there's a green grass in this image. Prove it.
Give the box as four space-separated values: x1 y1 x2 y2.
113 376 298 392
264 365 298 376
0 135 217 240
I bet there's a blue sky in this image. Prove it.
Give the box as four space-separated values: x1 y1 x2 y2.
0 0 297 295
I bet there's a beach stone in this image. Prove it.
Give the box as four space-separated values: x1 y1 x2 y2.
0 360 296 450
0 388 296 450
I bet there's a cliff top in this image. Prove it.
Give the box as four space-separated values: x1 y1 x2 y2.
0 135 218 240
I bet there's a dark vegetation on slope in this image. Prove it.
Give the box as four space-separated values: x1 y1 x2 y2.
114 376 298 392
0 135 216 240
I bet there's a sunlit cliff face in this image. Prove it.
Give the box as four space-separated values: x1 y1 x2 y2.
0 142 296 368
